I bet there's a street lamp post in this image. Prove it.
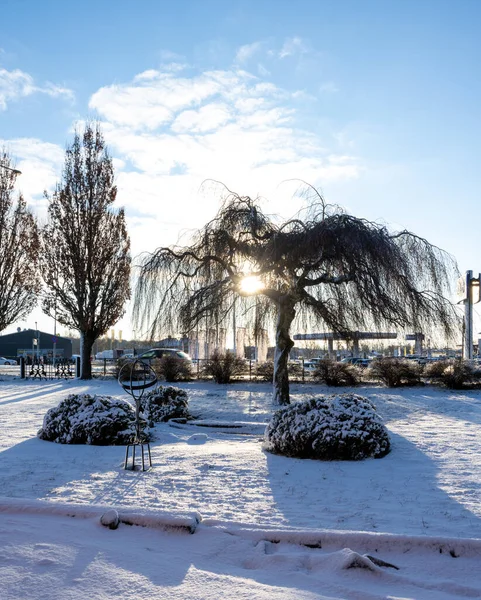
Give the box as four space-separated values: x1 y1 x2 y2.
0 164 22 176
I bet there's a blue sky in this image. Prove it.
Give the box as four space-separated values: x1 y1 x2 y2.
1 0 480 339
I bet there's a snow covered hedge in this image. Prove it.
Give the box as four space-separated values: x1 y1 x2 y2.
140 385 190 425
264 393 391 460
38 394 137 445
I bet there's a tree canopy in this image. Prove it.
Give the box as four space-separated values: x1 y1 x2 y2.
0 151 40 332
41 124 131 378
134 186 459 404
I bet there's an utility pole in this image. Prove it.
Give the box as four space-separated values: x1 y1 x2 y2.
232 297 236 356
460 271 481 360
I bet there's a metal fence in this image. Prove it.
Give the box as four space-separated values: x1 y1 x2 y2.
90 357 315 383
19 357 80 380
0 356 321 383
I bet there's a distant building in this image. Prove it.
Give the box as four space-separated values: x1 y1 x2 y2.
0 328 72 360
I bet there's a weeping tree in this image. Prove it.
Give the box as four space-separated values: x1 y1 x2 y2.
0 152 40 332
41 124 131 379
134 186 458 405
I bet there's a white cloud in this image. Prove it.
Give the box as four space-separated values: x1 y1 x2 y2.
87 64 362 254
88 65 362 256
90 69 230 130
171 103 232 133
235 42 264 64
158 49 185 63
257 64 271 77
279 37 309 59
0 138 65 218
319 81 339 94
0 67 74 110
0 68 34 109
2 64 361 257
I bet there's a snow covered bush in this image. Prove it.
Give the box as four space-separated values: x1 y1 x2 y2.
264 393 390 460
140 385 190 424
368 358 422 387
313 359 360 386
38 394 137 445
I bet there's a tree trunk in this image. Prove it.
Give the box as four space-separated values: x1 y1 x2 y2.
273 299 296 405
80 331 95 379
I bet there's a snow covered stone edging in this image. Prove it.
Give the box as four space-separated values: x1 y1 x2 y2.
0 497 202 534
203 521 481 558
264 393 391 460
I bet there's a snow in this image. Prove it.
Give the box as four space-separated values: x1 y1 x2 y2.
1 376 481 598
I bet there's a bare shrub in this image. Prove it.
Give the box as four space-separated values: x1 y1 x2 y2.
153 354 192 382
423 359 451 380
114 356 133 379
203 350 246 383
368 358 422 387
425 359 481 389
288 361 304 380
256 361 274 382
313 359 360 386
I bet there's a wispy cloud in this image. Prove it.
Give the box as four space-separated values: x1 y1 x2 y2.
257 63 271 77
279 36 309 59
0 67 74 110
158 49 185 63
319 81 339 94
235 42 264 64
0 137 65 216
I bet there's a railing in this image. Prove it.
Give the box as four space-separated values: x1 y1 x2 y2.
20 357 80 380
89 357 315 383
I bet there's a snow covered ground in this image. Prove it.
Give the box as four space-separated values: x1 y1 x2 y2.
0 376 481 598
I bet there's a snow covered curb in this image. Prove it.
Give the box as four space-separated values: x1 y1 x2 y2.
203 520 481 558
1 496 480 558
0 497 202 534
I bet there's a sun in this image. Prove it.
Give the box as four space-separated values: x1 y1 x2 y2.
239 275 264 295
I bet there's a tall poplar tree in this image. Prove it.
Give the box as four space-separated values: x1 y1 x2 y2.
0 152 40 332
41 124 131 378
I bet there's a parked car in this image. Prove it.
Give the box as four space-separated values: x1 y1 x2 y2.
95 350 114 360
0 357 17 365
302 357 323 371
340 357 372 368
138 348 192 362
